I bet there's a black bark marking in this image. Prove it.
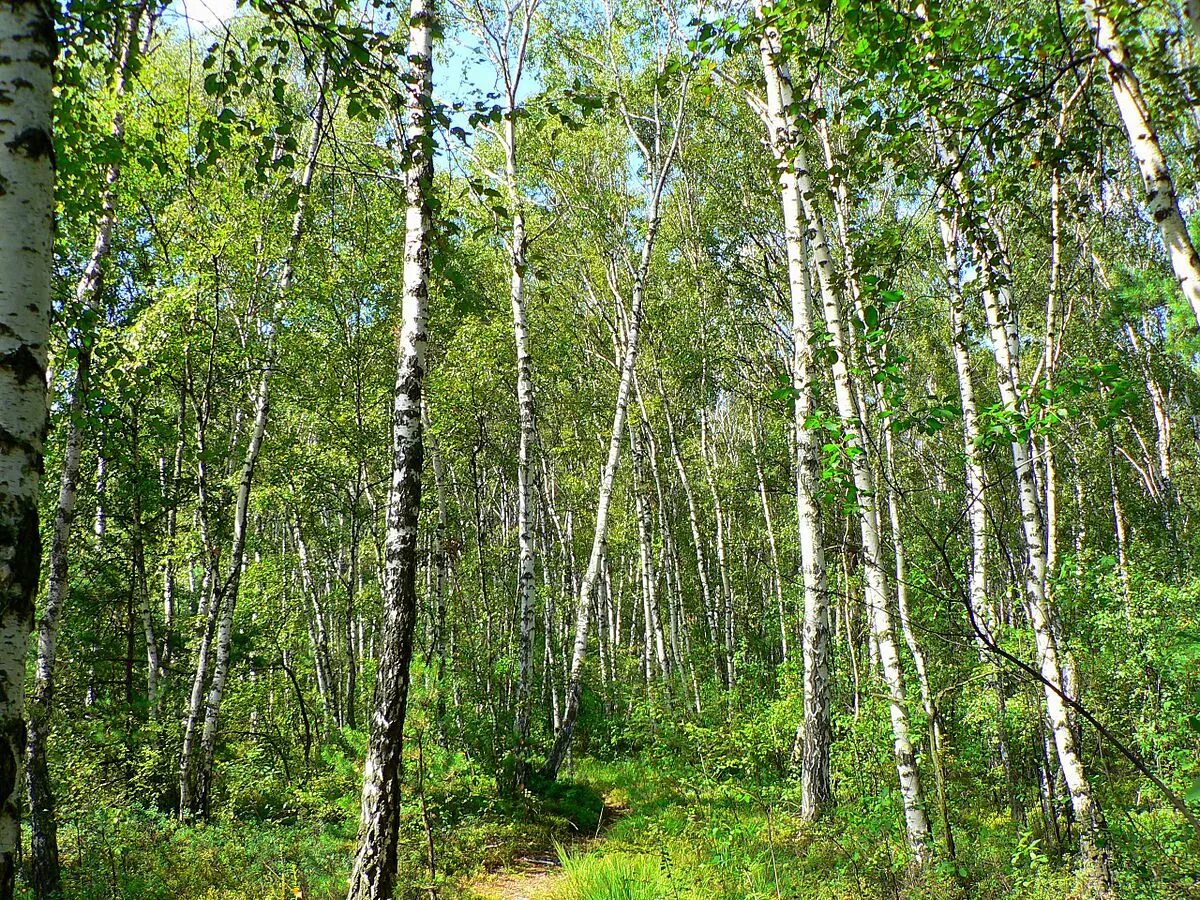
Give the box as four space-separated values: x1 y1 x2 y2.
5 126 53 163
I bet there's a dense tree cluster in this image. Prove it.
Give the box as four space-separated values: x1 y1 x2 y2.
1 0 1199 897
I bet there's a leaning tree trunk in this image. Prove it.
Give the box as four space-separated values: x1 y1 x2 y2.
962 186 1116 894
506 102 539 786
26 4 146 892
538 250 648 780
345 0 433 894
1083 0 1200 330
0 3 55 897
180 85 327 820
539 78 687 780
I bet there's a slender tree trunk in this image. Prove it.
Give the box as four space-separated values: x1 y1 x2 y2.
26 6 145 890
701 414 736 687
130 409 161 710
937 210 995 649
885 429 955 859
428 417 450 741
159 384 186 691
757 14 931 856
965 184 1115 892
749 421 787 664
346 0 433 893
630 420 669 683
754 23 831 819
0 3 55 896
539 90 686 777
658 373 723 685
184 86 327 818
294 518 339 721
1082 0 1200 329
506 110 538 786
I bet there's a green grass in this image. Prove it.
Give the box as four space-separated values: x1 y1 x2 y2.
543 758 1192 899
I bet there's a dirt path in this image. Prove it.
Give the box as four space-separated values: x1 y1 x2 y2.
466 801 626 900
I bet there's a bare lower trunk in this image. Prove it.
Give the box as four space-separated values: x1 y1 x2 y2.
0 3 55 895
754 19 831 820
658 375 723 685
750 421 787 664
701 415 736 687
540 76 687 780
192 363 270 815
757 15 930 856
970 193 1114 893
346 1 433 894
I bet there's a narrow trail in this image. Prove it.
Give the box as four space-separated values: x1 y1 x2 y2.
467 799 627 899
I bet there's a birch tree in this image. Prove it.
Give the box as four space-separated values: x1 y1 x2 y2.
756 10 932 857
540 34 691 780
347 0 435 893
25 4 153 892
0 2 55 896
1082 0 1200 330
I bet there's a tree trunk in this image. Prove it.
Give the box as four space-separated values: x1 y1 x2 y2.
1083 0 1200 329
507 105 538 786
539 76 687 779
966 186 1115 893
26 5 145 890
346 0 433 893
754 21 832 820
700 414 736 687
749 420 787 665
0 3 55 896
757 14 931 856
658 373 723 686
183 83 327 819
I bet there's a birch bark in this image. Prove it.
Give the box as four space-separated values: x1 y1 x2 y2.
0 3 55 895
346 0 434 892
953 169 1116 890
26 6 147 891
757 14 930 853
539 71 688 779
753 18 831 820
1083 0 1200 330
181 83 328 819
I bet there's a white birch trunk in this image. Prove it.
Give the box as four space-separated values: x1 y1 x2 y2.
1083 0 1200 329
0 3 54 894
659 376 723 685
701 414 736 687
936 210 995 648
540 92 685 777
26 5 144 889
757 14 931 855
966 186 1115 891
754 18 832 821
183 83 327 819
347 0 434 893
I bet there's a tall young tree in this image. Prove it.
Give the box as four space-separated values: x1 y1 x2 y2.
25 7 153 890
751 11 831 821
540 41 690 780
347 0 435 893
756 10 932 859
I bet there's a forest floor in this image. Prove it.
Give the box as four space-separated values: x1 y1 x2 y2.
466 792 628 899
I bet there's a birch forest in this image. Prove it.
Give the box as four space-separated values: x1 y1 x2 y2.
3 0 1200 897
